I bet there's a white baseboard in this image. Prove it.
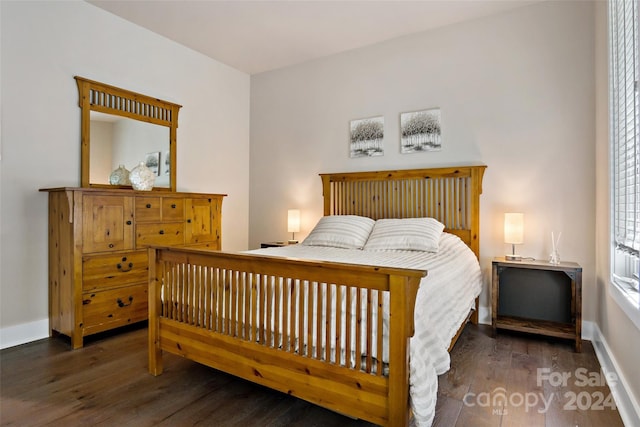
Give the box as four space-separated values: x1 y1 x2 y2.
583 320 640 427
0 318 49 350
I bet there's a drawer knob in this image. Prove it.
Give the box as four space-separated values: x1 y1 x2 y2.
117 262 133 272
187 219 192 223
117 296 133 307
146 204 152 209
159 230 165 235
171 204 177 209
126 220 132 225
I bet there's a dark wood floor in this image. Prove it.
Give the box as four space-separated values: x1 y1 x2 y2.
0 324 624 427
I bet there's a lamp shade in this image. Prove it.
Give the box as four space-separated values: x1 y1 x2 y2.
504 213 524 244
287 209 300 233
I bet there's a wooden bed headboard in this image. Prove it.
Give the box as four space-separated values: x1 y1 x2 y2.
320 165 487 259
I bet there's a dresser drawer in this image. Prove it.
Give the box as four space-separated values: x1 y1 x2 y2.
162 198 185 221
136 222 184 247
82 284 148 335
136 197 162 222
82 251 148 292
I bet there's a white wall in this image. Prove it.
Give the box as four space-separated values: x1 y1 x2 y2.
250 1 595 322
0 1 250 347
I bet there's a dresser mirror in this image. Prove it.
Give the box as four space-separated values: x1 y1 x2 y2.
75 76 181 191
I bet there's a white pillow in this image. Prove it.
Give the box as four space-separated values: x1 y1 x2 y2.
301 215 375 249
363 218 445 252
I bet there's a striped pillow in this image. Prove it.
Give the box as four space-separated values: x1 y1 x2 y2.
301 215 375 249
363 218 445 252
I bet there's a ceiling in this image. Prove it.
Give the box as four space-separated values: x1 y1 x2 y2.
88 0 540 75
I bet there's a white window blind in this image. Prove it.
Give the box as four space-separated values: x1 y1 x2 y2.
609 0 639 301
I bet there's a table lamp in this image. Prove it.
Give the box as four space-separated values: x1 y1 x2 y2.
288 209 300 243
504 212 523 261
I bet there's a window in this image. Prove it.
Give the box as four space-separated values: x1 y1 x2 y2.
609 0 639 311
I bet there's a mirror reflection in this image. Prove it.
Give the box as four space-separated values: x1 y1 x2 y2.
90 112 170 188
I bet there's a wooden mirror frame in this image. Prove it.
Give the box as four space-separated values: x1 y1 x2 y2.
75 76 182 191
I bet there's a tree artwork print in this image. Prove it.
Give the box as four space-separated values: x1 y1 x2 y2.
350 116 384 158
400 108 442 153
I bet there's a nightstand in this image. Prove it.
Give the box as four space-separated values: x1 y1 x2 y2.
260 241 297 248
492 257 582 352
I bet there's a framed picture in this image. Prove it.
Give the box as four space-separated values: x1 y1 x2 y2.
145 151 161 176
400 108 441 153
349 116 384 158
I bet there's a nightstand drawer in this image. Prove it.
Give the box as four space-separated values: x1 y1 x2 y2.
82 251 148 291
136 222 184 247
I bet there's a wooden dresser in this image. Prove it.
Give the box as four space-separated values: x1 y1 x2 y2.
41 187 225 348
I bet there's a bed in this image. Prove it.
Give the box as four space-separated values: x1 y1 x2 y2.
148 165 486 427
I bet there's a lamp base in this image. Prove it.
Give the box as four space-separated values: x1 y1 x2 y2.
288 239 298 244
505 254 522 261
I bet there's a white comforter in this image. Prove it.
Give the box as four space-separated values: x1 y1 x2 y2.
250 232 482 426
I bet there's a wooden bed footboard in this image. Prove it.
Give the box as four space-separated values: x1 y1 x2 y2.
148 246 426 427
